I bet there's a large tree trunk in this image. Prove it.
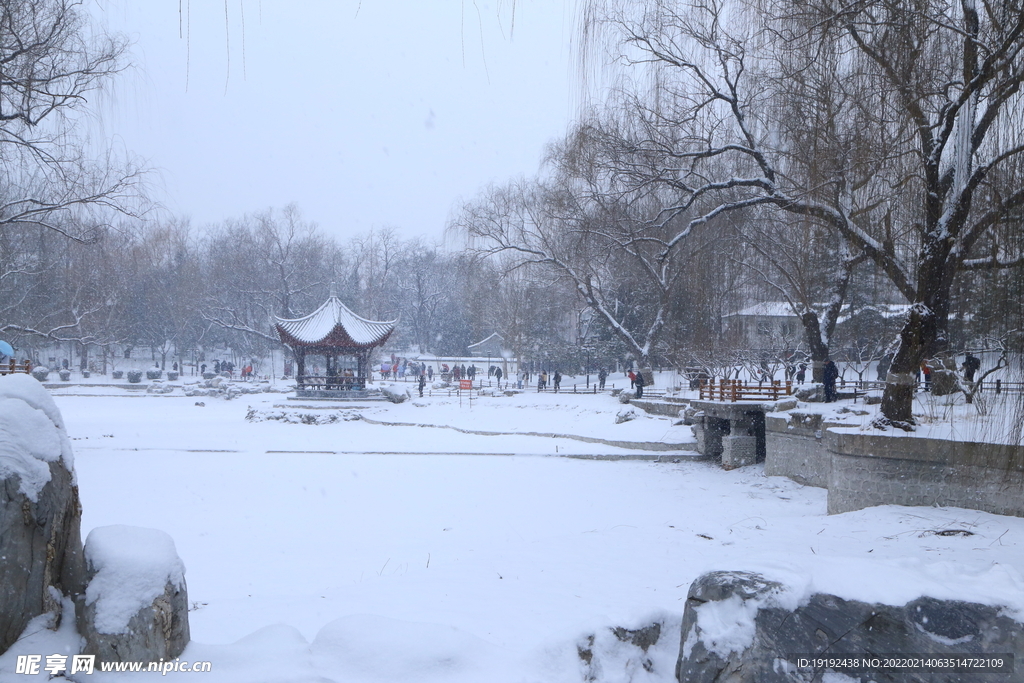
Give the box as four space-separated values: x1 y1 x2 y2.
802 313 829 383
880 289 951 425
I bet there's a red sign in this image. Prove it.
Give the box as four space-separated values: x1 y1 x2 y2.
459 380 473 390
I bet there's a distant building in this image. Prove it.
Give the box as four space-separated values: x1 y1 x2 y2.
722 302 802 351
467 332 507 358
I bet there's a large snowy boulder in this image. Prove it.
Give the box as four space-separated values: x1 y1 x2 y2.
380 383 409 403
0 374 84 654
77 525 190 662
676 570 1023 683
793 383 823 402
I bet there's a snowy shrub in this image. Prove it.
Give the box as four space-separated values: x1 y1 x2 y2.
112 370 124 379
58 370 71 381
82 370 90 378
127 370 143 383
146 369 162 380
618 390 636 404
202 372 215 380
30 367 49 382
166 371 179 381
147 382 174 394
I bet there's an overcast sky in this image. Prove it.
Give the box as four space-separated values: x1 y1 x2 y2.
92 1 579 243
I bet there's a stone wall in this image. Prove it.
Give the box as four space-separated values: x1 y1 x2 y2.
827 430 1024 517
764 413 1024 518
764 412 844 488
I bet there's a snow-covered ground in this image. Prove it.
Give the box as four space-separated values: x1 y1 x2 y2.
3 380 1024 682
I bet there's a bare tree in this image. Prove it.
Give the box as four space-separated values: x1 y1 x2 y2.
0 0 145 242
577 0 1024 426
454 122 693 368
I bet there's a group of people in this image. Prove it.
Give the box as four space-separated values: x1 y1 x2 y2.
627 369 647 398
380 356 429 380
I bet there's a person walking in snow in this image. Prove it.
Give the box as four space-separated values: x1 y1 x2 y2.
634 369 646 399
823 359 839 402
628 370 636 389
418 372 426 397
553 370 561 392
495 367 502 386
796 363 806 384
598 367 607 390
962 353 981 382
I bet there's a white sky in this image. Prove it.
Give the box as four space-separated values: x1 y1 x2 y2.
91 1 578 242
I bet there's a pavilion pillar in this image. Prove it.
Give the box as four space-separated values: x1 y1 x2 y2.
296 350 306 387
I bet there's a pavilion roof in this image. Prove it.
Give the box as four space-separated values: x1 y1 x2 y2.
274 295 396 350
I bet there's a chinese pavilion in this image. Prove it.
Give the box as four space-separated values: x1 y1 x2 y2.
274 284 396 394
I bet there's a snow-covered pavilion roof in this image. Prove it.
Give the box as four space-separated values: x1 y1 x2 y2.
274 290 396 350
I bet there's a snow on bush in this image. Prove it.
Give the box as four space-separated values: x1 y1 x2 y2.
145 369 162 380
127 370 143 383
618 390 636 404
30 367 49 382
83 525 185 634
0 374 73 501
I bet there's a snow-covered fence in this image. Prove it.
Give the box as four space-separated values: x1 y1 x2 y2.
699 378 793 401
0 359 31 375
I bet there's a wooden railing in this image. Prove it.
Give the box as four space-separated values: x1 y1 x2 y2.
699 378 793 402
0 359 31 376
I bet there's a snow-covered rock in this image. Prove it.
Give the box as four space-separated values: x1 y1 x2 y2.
380 383 410 403
146 380 174 394
0 374 84 654
793 383 823 402
78 525 190 663
245 407 361 425
616 407 638 424
183 378 275 400
578 614 680 683
676 570 1024 683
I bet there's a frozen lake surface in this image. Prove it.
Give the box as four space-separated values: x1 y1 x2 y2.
4 382 1023 682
